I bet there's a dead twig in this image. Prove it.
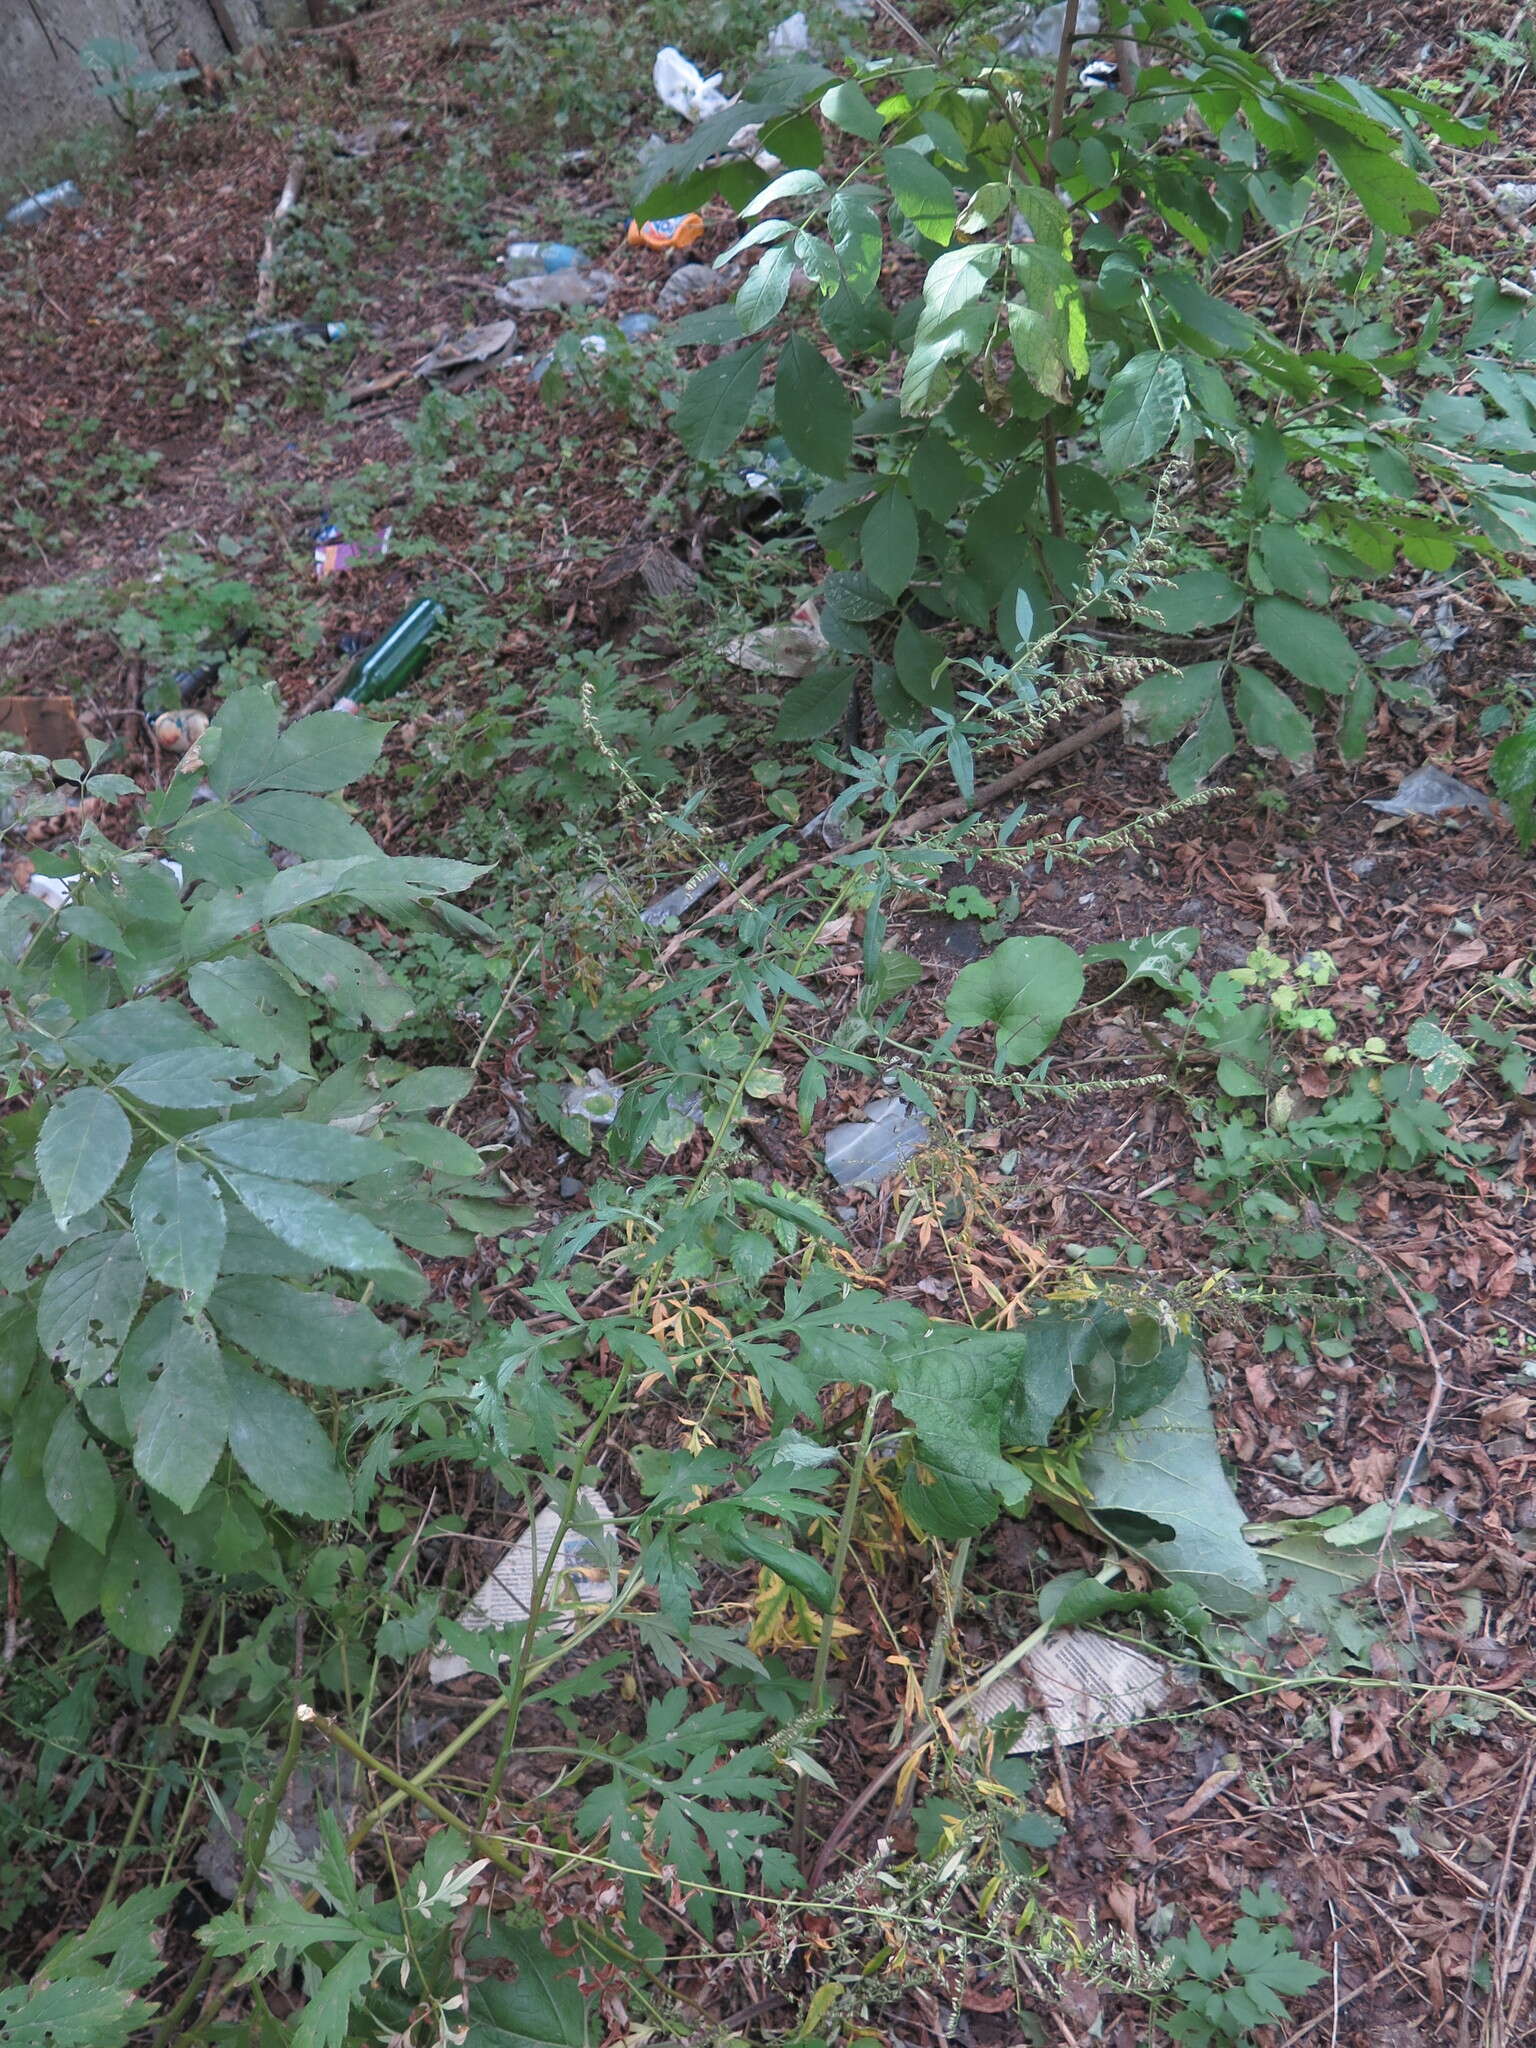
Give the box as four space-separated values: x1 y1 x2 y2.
658 709 1121 964
254 155 307 321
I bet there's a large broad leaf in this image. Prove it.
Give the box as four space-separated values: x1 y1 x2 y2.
224 1359 351 1520
100 1510 183 1656
206 1277 391 1388
773 333 851 477
218 1169 410 1279
1137 568 1243 635
464 1925 590 2048
1235 665 1315 765
132 1317 229 1514
42 1411 116 1553
1123 661 1222 747
674 341 770 459
863 486 919 599
882 144 957 245
1252 597 1358 695
881 1325 1062 1511
197 1119 384 1184
264 711 387 795
130 1147 226 1304
37 1088 132 1228
1098 352 1186 473
37 1232 147 1386
1080 1362 1265 1616
946 936 1084 1067
266 925 416 1031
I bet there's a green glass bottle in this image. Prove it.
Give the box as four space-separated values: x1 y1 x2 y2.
346 598 444 705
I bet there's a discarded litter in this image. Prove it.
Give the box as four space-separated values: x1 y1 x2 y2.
658 261 736 314
4 182 80 230
1364 764 1492 819
618 311 659 339
314 525 392 578
504 239 582 276
242 320 349 350
1003 0 1101 59
529 333 608 382
27 857 185 914
654 45 732 121
331 118 413 158
562 1071 624 1125
344 597 444 705
626 212 705 252
724 604 827 677
152 710 209 755
413 318 519 390
641 860 730 925
429 1488 615 1684
824 1095 931 1188
962 1630 1177 1753
494 266 615 313
767 10 812 55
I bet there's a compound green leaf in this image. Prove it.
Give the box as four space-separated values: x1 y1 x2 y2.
1253 597 1358 695
1098 351 1186 473
130 1147 226 1304
267 924 416 1031
37 1232 147 1387
862 486 919 600
773 333 852 477
42 1411 116 1552
132 1319 228 1514
100 1510 183 1656
882 144 957 245
218 1170 409 1279
207 1277 391 1388
821 79 885 142
37 1088 132 1229
196 1119 383 1184
674 341 769 459
1235 665 1316 764
225 1359 350 1521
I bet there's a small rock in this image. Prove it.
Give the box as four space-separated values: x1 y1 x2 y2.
559 1175 583 1199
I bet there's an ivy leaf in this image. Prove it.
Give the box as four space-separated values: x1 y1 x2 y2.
674 341 769 459
100 1510 183 1656
133 1320 229 1514
1253 598 1359 695
37 1088 132 1229
773 333 851 477
1083 926 1202 994
862 486 919 600
882 145 956 245
130 1147 226 1304
225 1359 351 1520
1098 351 1186 472
945 936 1084 1067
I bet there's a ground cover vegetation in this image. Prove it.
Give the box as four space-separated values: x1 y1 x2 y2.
1 0 1534 2043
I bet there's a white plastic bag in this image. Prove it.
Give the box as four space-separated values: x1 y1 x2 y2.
653 46 731 122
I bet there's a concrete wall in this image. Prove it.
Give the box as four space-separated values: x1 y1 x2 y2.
0 0 308 186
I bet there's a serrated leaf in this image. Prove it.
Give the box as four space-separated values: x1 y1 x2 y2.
130 1147 226 1303
42 1411 116 1552
1137 569 1244 635
206 1277 391 1388
1098 351 1186 472
1235 665 1316 764
945 935 1084 1067
133 1320 228 1514
773 333 851 477
736 244 795 333
820 79 885 141
772 665 854 741
225 1359 350 1520
883 144 956 245
265 710 387 795
674 341 769 459
100 1510 182 1655
196 1119 383 1183
189 955 314 1068
37 1089 132 1228
116 1046 264 1108
37 1232 147 1386
862 487 919 600
266 924 415 1030
219 1169 409 1278
1252 597 1359 695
